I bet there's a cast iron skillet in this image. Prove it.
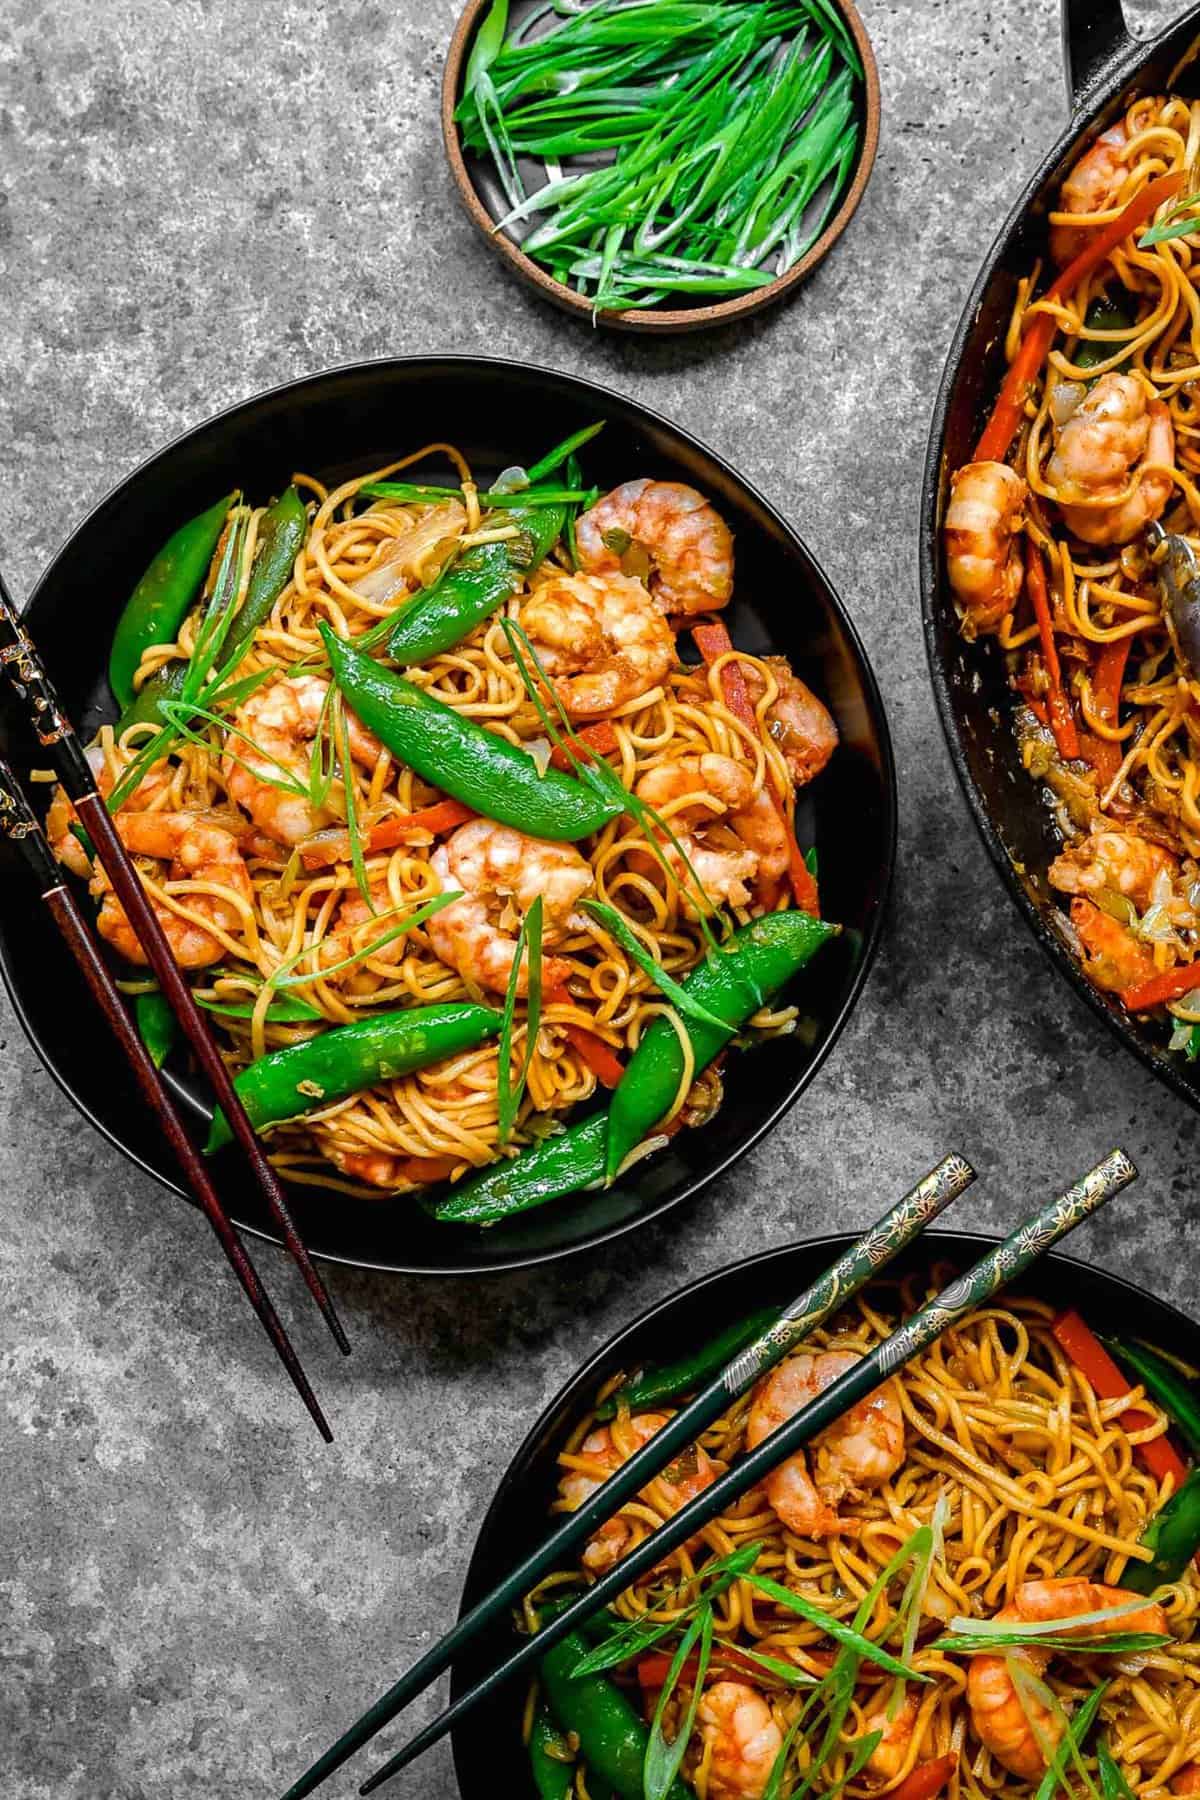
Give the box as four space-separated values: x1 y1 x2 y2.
921 0 1200 1114
452 1229 1200 1796
0 357 895 1276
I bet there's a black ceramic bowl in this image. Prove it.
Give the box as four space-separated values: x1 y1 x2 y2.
921 0 1200 1114
451 1229 1200 1796
0 356 895 1276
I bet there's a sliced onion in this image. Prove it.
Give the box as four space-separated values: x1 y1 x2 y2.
1050 380 1086 426
526 735 553 777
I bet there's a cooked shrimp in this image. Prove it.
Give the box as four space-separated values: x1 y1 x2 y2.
319 884 409 979
863 1691 921 1784
1050 823 1179 912
47 745 172 878
1174 1767 1200 1795
1070 896 1158 992
577 479 734 615
557 1412 717 1574
696 1680 784 1800
747 1351 904 1538
1050 122 1129 265
635 753 788 917
519 572 676 718
1047 372 1175 544
224 674 383 846
95 813 252 968
944 461 1026 634
427 819 592 995
745 655 839 788
967 1579 1168 1780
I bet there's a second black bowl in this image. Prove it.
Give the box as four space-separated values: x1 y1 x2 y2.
451 1229 1200 1794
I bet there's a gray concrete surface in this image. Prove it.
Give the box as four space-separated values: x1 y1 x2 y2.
2 1 1198 1795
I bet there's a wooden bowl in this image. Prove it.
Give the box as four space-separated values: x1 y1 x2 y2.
441 0 881 334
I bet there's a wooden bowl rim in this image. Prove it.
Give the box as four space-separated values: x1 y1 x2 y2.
440 0 881 334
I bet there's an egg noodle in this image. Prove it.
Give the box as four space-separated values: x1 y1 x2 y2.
526 1272 1200 1800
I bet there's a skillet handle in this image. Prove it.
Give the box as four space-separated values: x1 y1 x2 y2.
1062 0 1135 110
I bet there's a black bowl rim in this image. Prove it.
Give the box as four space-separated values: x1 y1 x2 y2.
1 351 898 1277
451 1222 1200 1791
918 14 1200 1118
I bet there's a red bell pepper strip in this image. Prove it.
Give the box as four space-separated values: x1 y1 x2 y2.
1053 1309 1190 1488
1026 543 1079 761
563 1024 625 1089
976 171 1186 464
549 720 619 772
1120 961 1200 1013
691 621 820 916
1080 637 1131 786
299 799 476 869
544 982 626 1088
889 1755 958 1800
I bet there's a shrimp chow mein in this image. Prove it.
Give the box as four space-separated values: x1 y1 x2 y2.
944 95 1200 1061
518 1270 1200 1800
48 424 841 1210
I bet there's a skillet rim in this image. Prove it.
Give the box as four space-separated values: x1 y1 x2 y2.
450 1223 1200 1791
0 351 898 1276
919 9 1200 1117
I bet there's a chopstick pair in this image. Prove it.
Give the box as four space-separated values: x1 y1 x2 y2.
0 571 349 1436
281 1146 1136 1798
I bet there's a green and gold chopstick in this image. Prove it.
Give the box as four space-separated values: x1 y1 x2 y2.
281 1151 975 1799
356 1148 1135 1794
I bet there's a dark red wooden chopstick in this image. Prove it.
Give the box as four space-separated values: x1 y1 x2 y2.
0 570 350 1362
0 752 333 1440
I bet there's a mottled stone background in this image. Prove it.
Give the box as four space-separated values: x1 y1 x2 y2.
1 1 1197 1795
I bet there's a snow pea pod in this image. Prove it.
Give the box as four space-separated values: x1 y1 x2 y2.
435 910 836 1224
384 502 565 666
109 492 235 708
135 990 177 1069
594 1306 779 1421
538 1627 691 1800
605 909 837 1179
117 486 307 735
1105 1336 1200 1458
1124 1469 1200 1592
205 1001 501 1151
321 625 621 841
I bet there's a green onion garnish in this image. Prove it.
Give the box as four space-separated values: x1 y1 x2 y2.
457 1 863 315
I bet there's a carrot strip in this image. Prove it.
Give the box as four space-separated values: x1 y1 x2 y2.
691 621 820 916
1080 637 1131 785
299 800 476 869
976 170 1185 464
1052 1309 1190 1488
1026 544 1079 761
889 1755 959 1800
549 720 618 772
1120 961 1200 1013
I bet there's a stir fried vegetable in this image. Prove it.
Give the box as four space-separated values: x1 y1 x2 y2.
321 626 623 842
594 1306 780 1421
434 911 835 1223
456 0 863 313
1052 1310 1190 1488
109 492 235 707
118 486 308 735
205 1002 501 1152
1125 1471 1200 1592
